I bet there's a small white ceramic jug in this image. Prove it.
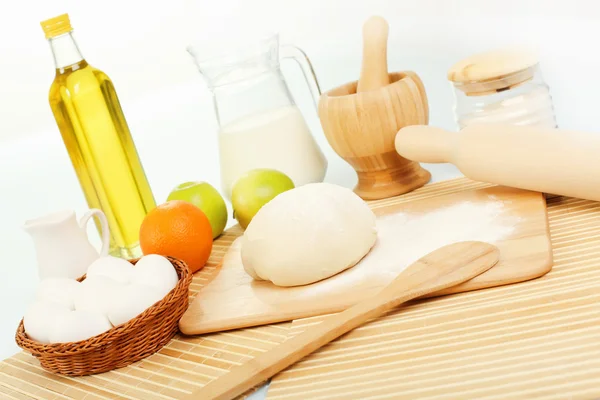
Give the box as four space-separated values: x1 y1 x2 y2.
23 209 110 279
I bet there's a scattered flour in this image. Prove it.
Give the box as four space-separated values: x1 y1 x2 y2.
359 199 521 276
293 198 523 297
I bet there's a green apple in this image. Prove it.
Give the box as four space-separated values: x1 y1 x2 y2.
167 181 228 238
231 169 295 229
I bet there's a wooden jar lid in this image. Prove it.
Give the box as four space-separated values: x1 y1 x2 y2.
447 48 539 96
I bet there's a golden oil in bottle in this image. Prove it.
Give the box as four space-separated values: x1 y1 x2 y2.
41 14 156 259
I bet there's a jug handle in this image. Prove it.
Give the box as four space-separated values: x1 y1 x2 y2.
78 209 110 257
280 45 322 109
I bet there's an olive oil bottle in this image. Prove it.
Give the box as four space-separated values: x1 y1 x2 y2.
41 14 156 259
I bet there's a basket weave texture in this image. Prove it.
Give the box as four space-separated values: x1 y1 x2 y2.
15 256 192 376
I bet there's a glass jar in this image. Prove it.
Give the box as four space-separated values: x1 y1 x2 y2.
448 49 557 130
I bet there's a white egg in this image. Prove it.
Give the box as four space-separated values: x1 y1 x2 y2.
23 301 71 344
35 278 80 310
130 254 179 297
107 283 165 327
48 310 112 344
86 256 134 284
73 275 123 315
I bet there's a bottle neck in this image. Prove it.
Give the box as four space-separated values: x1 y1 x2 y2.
49 32 84 71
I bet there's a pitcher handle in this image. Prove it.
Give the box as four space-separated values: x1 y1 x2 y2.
79 209 110 257
280 45 322 109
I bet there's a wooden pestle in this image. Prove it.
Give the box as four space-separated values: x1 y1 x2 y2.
318 15 430 200
357 16 390 92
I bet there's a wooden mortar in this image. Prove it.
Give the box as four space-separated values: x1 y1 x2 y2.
318 70 431 200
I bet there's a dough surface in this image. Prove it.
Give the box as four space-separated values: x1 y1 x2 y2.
240 182 377 287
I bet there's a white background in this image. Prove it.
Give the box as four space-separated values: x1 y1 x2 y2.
0 0 598 394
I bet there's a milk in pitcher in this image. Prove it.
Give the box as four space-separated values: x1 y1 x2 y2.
219 105 327 199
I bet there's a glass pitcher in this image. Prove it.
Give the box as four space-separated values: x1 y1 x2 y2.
187 33 328 200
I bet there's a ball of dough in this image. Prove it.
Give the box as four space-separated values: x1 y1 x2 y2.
240 182 377 286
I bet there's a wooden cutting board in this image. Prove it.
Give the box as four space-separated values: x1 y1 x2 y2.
267 193 600 399
179 185 553 336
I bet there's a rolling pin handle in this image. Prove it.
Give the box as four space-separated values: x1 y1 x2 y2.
395 125 456 164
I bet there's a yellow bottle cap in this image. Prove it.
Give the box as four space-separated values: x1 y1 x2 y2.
40 13 73 39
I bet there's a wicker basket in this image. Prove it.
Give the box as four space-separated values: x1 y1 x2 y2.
15 256 192 376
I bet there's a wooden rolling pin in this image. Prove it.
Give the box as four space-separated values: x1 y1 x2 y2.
357 15 390 92
395 124 600 201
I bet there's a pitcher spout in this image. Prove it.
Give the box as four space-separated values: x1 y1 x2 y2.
187 33 280 90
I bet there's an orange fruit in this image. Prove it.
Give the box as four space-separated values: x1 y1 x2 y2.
139 200 213 273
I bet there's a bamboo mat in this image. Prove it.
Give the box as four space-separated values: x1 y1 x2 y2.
5 177 600 400
0 228 290 400
267 182 600 399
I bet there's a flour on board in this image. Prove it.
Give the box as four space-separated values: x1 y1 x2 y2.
358 199 521 276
